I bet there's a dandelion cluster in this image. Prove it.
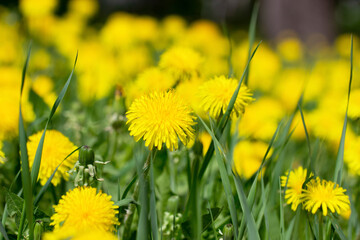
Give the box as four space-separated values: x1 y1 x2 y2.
0 1 360 239
281 167 350 217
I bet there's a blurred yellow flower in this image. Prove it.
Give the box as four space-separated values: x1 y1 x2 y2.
344 135 360 176
238 97 284 140
51 187 119 232
198 75 254 119
126 91 196 151
281 166 308 211
68 0 98 18
159 46 202 80
276 37 304 62
32 75 57 108
175 76 204 116
20 0 58 17
348 88 360 118
0 141 5 164
0 67 35 139
233 140 270 179
302 177 350 216
124 67 176 107
27 130 78 186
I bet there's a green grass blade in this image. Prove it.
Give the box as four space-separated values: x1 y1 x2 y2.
149 151 159 240
136 149 149 240
260 174 269 239
279 179 285 239
233 174 260 240
122 174 138 199
198 41 262 180
198 115 239 239
329 214 347 240
34 146 81 205
207 202 219 240
244 1 260 86
0 220 9 240
334 35 353 185
18 43 34 240
30 52 78 188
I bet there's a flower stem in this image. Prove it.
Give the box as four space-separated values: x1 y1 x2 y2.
122 151 152 239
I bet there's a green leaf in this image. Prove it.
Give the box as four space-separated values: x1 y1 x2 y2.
181 208 222 238
197 115 239 239
18 43 34 240
0 220 9 240
31 52 78 188
334 35 353 185
5 191 23 221
114 198 138 207
149 150 159 240
244 1 260 86
329 214 347 240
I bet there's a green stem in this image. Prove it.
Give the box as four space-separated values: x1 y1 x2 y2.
319 213 323 240
122 152 152 240
17 204 26 240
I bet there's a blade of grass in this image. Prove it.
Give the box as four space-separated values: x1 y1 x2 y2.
121 174 138 199
298 94 315 175
329 214 347 240
238 122 281 239
233 174 260 240
0 220 9 240
244 1 260 86
260 173 269 240
34 146 81 205
334 35 353 185
198 41 262 180
30 52 78 188
279 179 285 239
207 202 219 240
198 115 239 239
18 43 34 240
149 150 159 240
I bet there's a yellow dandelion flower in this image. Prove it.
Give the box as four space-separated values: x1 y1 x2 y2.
302 177 350 216
126 91 196 151
50 187 119 232
159 46 202 79
198 75 254 119
281 166 308 211
27 130 78 186
43 228 117 240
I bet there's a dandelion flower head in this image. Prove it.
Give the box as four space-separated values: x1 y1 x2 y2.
159 46 202 79
302 177 350 216
27 130 78 186
50 187 119 232
281 166 309 211
126 90 196 151
43 228 117 240
198 75 254 119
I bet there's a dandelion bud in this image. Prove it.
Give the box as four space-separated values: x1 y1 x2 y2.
34 220 43 240
79 145 95 166
223 224 234 240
